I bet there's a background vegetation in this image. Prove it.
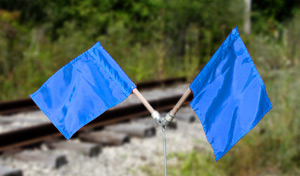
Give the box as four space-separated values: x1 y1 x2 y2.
1 0 300 175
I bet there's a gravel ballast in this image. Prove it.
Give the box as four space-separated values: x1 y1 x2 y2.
0 107 212 176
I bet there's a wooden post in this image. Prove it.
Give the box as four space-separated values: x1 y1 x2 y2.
244 0 252 35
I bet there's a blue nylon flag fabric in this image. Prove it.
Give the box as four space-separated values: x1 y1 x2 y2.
189 27 272 161
30 42 136 139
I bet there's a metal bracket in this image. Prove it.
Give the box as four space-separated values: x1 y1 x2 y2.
151 111 163 126
151 111 175 128
161 113 174 127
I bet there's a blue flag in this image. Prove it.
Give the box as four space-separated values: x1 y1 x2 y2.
189 27 272 161
30 42 136 139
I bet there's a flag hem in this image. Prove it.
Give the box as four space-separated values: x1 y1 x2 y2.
87 42 136 97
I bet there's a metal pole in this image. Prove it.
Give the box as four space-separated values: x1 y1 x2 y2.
162 126 167 176
160 88 192 176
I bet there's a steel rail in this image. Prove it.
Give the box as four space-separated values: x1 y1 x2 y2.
0 77 186 115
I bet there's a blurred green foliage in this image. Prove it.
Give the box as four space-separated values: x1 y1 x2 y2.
0 0 245 100
252 0 300 34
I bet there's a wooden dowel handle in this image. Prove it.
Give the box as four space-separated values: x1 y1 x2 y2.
169 88 192 116
132 88 155 114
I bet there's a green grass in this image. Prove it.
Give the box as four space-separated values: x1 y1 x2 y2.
140 150 227 176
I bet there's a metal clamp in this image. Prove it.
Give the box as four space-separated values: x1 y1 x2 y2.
151 111 175 127
161 113 174 127
151 111 164 126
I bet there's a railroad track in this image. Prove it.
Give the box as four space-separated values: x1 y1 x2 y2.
0 77 198 176
0 105 200 176
0 77 191 152
0 94 193 153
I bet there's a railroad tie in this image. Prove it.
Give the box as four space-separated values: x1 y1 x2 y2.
12 151 67 169
174 114 196 123
0 165 22 176
105 123 156 138
79 131 130 146
47 141 102 157
0 117 13 125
